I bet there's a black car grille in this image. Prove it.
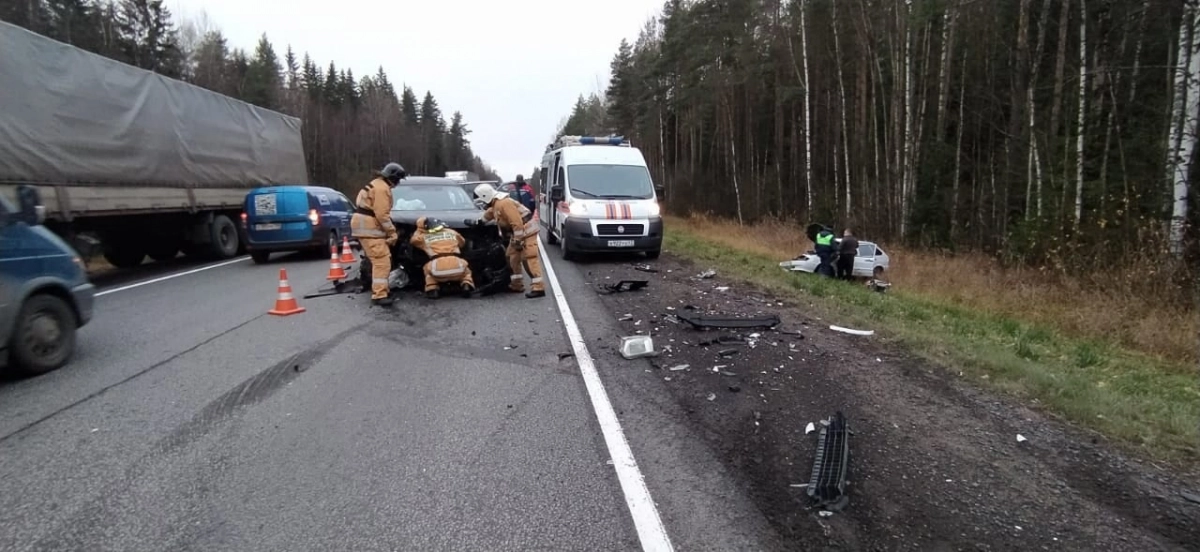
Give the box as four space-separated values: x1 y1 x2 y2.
596 223 645 236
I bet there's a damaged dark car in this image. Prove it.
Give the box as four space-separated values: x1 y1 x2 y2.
356 176 511 295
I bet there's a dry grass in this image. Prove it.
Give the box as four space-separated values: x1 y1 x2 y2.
663 213 1199 464
671 213 1198 365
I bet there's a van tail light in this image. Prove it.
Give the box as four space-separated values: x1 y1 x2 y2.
308 209 320 225
240 212 247 228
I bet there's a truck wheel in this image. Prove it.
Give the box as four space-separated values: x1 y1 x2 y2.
146 237 180 262
9 294 77 376
103 242 146 268
208 215 240 259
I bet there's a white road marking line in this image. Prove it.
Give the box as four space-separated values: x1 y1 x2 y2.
95 256 250 297
537 236 675 552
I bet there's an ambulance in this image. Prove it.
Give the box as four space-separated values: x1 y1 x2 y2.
537 135 663 261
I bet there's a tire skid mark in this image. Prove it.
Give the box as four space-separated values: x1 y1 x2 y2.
156 324 364 455
28 324 366 551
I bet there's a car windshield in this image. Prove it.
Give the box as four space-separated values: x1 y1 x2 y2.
566 164 654 200
392 185 477 211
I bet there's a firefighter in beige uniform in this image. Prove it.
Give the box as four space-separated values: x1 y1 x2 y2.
352 162 405 306
473 183 545 298
410 217 475 299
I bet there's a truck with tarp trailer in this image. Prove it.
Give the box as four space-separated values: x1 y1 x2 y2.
0 20 309 268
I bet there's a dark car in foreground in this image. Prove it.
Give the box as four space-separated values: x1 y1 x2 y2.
358 176 510 294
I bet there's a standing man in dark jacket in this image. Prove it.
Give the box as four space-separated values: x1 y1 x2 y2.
512 174 537 213
837 228 859 280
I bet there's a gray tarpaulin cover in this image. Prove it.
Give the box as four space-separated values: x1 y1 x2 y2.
0 20 308 188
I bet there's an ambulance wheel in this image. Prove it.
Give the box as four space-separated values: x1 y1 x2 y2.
542 225 559 245
645 249 660 260
560 235 576 261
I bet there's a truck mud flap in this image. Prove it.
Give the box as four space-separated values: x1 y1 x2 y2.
807 411 851 511
675 312 781 330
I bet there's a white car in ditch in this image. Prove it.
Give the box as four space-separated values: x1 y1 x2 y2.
779 240 891 279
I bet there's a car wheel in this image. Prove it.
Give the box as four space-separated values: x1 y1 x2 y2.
645 249 661 260
873 266 884 278
250 251 271 264
9 294 77 376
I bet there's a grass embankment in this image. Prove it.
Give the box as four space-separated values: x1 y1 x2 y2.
663 214 1199 466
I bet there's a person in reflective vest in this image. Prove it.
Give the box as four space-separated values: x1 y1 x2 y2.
814 226 836 277
410 217 474 299
473 183 545 298
352 162 405 305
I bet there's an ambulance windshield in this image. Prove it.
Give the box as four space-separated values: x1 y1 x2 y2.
566 165 654 200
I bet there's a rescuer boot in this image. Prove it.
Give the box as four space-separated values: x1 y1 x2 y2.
525 290 545 299
425 289 440 299
372 295 394 307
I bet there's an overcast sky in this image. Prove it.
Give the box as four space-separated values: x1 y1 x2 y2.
170 0 661 180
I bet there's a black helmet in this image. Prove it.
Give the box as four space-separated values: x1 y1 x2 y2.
515 174 525 183
381 162 406 185
425 218 447 232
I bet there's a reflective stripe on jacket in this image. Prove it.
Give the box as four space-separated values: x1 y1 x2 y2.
351 177 396 239
484 196 537 240
410 226 466 258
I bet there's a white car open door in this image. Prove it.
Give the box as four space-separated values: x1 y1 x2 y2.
853 242 876 278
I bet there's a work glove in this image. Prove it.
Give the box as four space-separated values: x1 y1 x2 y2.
511 239 525 252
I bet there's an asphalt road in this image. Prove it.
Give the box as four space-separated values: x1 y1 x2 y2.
0 245 783 551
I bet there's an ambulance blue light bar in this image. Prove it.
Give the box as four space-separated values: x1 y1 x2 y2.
579 136 625 145
554 135 632 149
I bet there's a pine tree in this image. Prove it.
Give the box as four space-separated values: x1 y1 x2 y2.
283 45 299 90
115 0 183 76
190 30 230 95
45 0 102 49
243 33 281 109
400 86 419 126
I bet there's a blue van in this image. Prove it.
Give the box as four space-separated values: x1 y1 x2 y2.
1 185 95 376
241 186 354 264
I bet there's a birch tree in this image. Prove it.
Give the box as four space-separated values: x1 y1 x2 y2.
1168 0 1200 257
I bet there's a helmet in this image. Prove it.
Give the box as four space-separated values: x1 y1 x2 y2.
474 183 498 205
381 162 406 185
426 218 447 232
416 216 428 229
515 174 525 184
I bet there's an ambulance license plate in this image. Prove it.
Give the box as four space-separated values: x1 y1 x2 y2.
607 240 635 247
256 223 282 231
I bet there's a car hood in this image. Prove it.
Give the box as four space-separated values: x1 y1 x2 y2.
390 209 486 229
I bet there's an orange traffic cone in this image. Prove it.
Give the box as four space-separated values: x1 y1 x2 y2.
326 245 348 281
268 268 306 316
339 236 355 264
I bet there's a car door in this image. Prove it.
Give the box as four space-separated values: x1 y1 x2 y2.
335 193 353 232
854 242 876 277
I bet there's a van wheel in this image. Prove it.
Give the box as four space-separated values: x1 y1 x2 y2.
542 224 559 245
208 215 240 259
560 234 576 261
645 249 661 260
9 294 77 376
250 251 271 264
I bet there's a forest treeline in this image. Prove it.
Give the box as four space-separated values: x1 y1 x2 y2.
556 0 1198 271
0 0 499 191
